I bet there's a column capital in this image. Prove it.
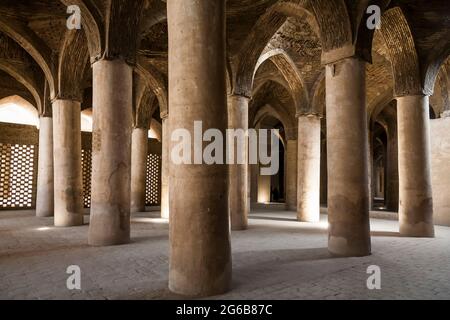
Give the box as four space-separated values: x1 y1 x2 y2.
39 110 53 118
296 112 322 119
91 56 137 69
228 93 251 101
132 124 149 131
321 47 369 66
395 93 429 99
51 94 83 105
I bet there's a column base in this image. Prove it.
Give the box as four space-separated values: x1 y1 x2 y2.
297 214 320 223
55 215 84 228
169 267 231 298
400 222 435 238
36 210 54 218
328 236 371 257
231 224 248 231
88 234 131 247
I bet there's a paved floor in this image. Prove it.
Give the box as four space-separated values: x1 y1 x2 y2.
0 208 449 300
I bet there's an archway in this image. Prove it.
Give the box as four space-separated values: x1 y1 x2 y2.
0 95 38 127
250 113 287 207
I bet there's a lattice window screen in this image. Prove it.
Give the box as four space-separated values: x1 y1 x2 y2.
146 153 161 206
0 143 36 209
81 148 92 208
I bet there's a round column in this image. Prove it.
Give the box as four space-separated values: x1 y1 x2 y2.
168 0 231 297
285 139 297 210
228 95 249 230
325 57 371 257
297 115 321 222
52 100 83 227
385 118 399 212
160 116 170 219
130 127 148 213
88 59 133 246
397 95 434 237
36 116 54 217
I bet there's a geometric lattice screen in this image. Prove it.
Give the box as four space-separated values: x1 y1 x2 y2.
145 153 161 206
0 125 162 211
81 148 92 208
0 143 36 209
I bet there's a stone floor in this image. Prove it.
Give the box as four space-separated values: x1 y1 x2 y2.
0 208 449 300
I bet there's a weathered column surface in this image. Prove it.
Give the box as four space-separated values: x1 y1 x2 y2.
52 100 83 227
168 0 231 297
285 139 297 210
88 59 132 246
160 116 170 219
36 116 54 217
130 127 148 213
397 95 434 237
297 115 321 222
326 57 371 257
228 95 249 230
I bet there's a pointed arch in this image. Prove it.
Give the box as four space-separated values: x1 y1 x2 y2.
136 57 168 118
0 16 56 99
380 7 422 96
58 30 90 101
255 49 309 116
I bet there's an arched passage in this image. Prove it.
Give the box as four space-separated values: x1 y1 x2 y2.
0 95 38 126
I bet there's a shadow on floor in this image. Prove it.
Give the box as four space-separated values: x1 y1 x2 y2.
370 231 401 237
0 243 91 260
131 234 168 243
249 215 297 222
231 247 336 289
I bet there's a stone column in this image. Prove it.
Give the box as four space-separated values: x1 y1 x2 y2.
285 139 297 210
228 95 249 230
88 59 132 246
385 118 399 212
297 115 321 222
130 127 148 213
325 57 371 257
250 163 258 205
320 137 328 206
160 116 170 219
167 0 231 297
36 116 54 217
397 95 434 237
52 100 83 227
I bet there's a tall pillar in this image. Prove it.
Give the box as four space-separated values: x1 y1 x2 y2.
297 115 321 222
397 95 434 237
36 116 54 217
320 137 328 206
52 100 83 227
285 139 297 210
385 118 399 212
160 116 170 219
88 59 132 246
326 57 371 257
130 127 148 213
168 0 231 297
228 95 249 230
250 163 258 205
